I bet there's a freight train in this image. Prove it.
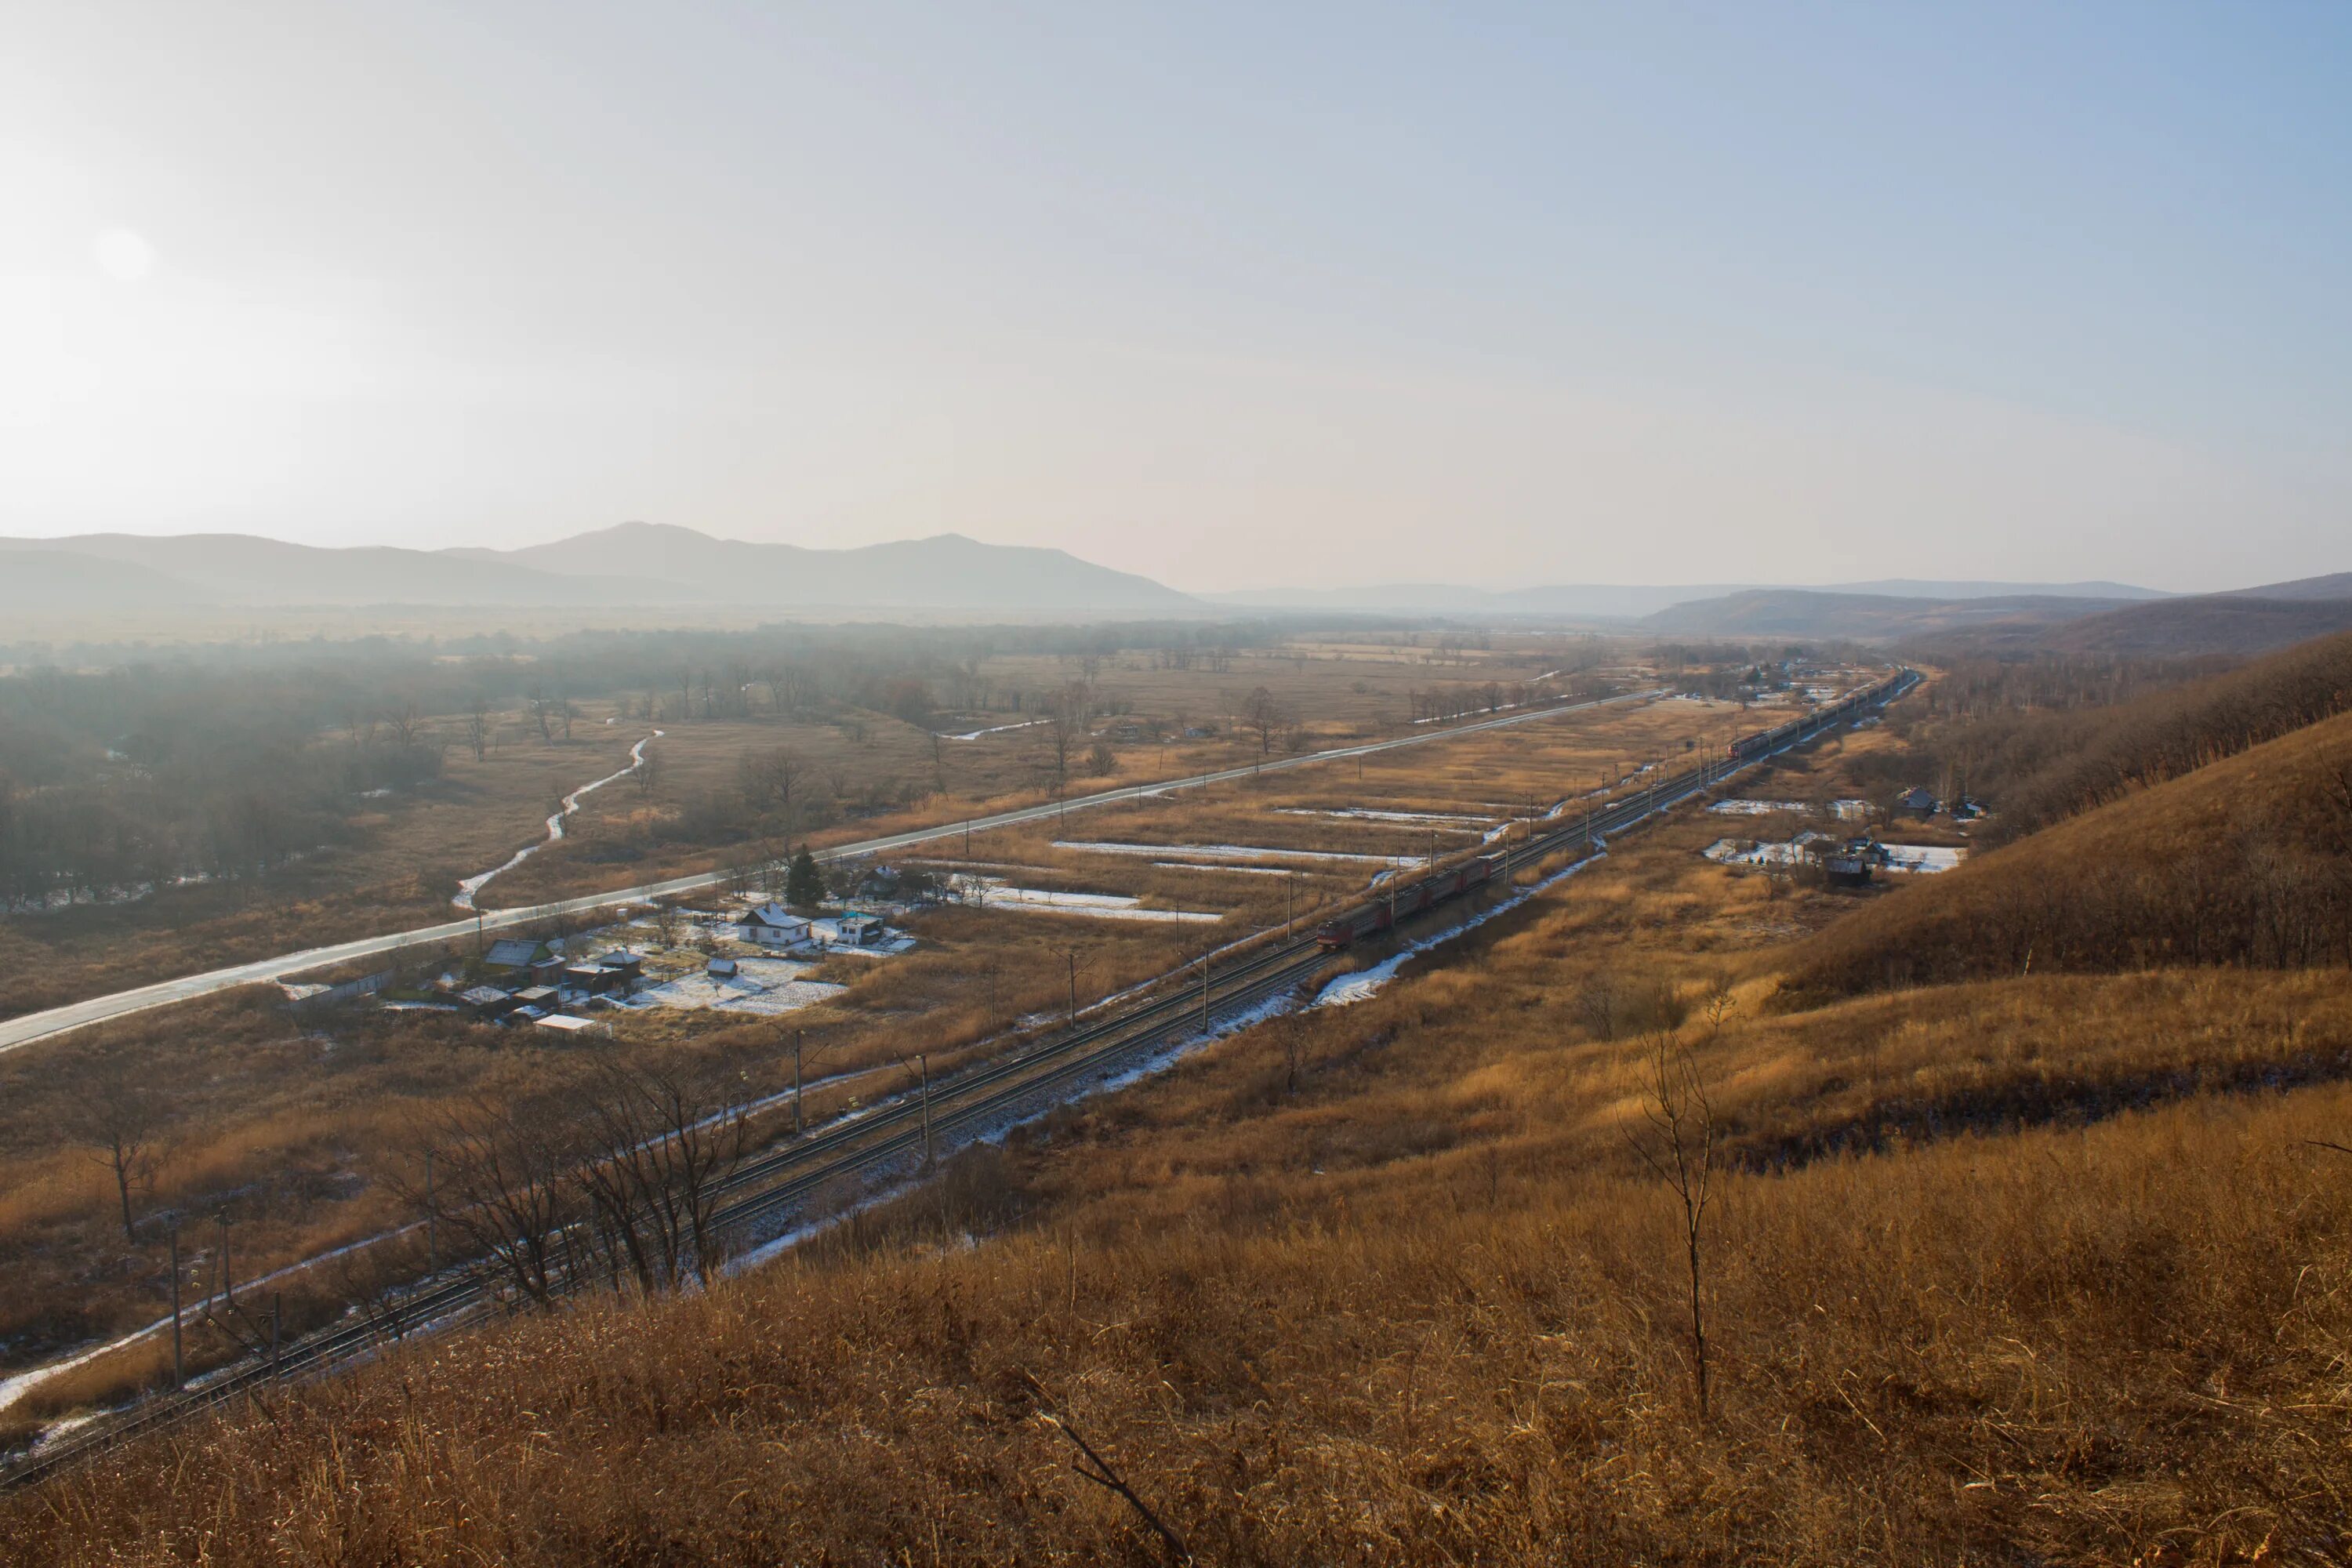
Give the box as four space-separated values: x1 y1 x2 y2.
1315 853 1504 950
1726 669 1915 761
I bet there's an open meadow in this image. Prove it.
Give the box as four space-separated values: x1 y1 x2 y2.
0 670 1805 1442
13 648 2350 1562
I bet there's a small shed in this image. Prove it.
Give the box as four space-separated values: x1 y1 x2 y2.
1896 787 1938 817
458 985 517 1019
527 955 568 986
706 956 739 979
483 938 539 972
513 985 560 1010
597 949 644 985
534 1014 604 1037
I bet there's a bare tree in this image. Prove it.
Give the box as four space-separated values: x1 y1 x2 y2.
1625 1032 1719 1420
738 746 803 834
63 1045 165 1241
398 1097 579 1309
463 696 492 762
568 1060 754 1292
1044 681 1094 788
383 699 424 750
1576 975 1622 1041
1239 686 1286 755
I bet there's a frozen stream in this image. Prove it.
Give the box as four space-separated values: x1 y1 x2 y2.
452 731 662 910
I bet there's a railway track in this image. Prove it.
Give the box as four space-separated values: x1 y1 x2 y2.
0 669 1913 1491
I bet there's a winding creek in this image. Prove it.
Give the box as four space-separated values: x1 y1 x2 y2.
452 731 662 910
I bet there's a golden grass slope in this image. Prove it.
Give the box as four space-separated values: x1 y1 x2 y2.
10 782 2352 1563
1784 705 2352 1000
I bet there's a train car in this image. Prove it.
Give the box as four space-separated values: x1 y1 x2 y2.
1315 853 1510 949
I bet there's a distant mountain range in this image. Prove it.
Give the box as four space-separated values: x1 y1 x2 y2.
1207 578 2169 619
1641 573 2352 657
0 524 1197 616
0 524 2339 655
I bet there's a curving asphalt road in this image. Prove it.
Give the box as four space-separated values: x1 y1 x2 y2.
0 688 1663 1056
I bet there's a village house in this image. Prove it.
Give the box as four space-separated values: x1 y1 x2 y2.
735 902 813 948
833 913 887 947
1824 837 1889 887
1896 786 1939 817
482 938 540 973
561 963 624 998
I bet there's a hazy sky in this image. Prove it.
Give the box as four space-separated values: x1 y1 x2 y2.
3 2 2346 592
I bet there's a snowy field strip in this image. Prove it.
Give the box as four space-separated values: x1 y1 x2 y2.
1149 861 1294 877
1709 799 1809 816
1274 807 1493 828
951 878 1221 924
1879 844 1965 873
1056 840 1428 868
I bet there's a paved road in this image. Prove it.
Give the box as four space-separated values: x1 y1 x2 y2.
0 689 1663 1055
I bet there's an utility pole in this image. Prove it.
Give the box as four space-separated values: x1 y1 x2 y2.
270 1292 281 1383
963 818 971 858
1286 871 1295 937
1200 953 1210 1033
218 1214 233 1308
169 1224 183 1388
917 1054 933 1166
1066 949 1079 1025
793 1029 804 1134
425 1151 437 1274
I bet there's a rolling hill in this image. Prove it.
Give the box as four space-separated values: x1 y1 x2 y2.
2037 587 2352 656
0 527 1203 617
1639 589 2132 641
462 522 1196 612
1782 641 2352 1001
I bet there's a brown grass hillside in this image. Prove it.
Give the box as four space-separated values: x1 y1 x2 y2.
1785 705 2352 1002
11 747 2352 1565
1964 627 2352 843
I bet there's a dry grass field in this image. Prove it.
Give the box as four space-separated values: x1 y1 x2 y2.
0 637 1679 1025
10 683 2349 1563
0 683 1757 1435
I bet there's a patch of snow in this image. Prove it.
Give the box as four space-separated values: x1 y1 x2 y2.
1149 861 1294 877
1701 833 1831 869
1708 799 1808 817
942 717 1052 742
949 876 1221 924
1274 807 1492 827
1055 840 1427 868
633 957 848 1015
1878 844 1965 873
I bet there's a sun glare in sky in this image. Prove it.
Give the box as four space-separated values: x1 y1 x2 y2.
90 227 155 283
